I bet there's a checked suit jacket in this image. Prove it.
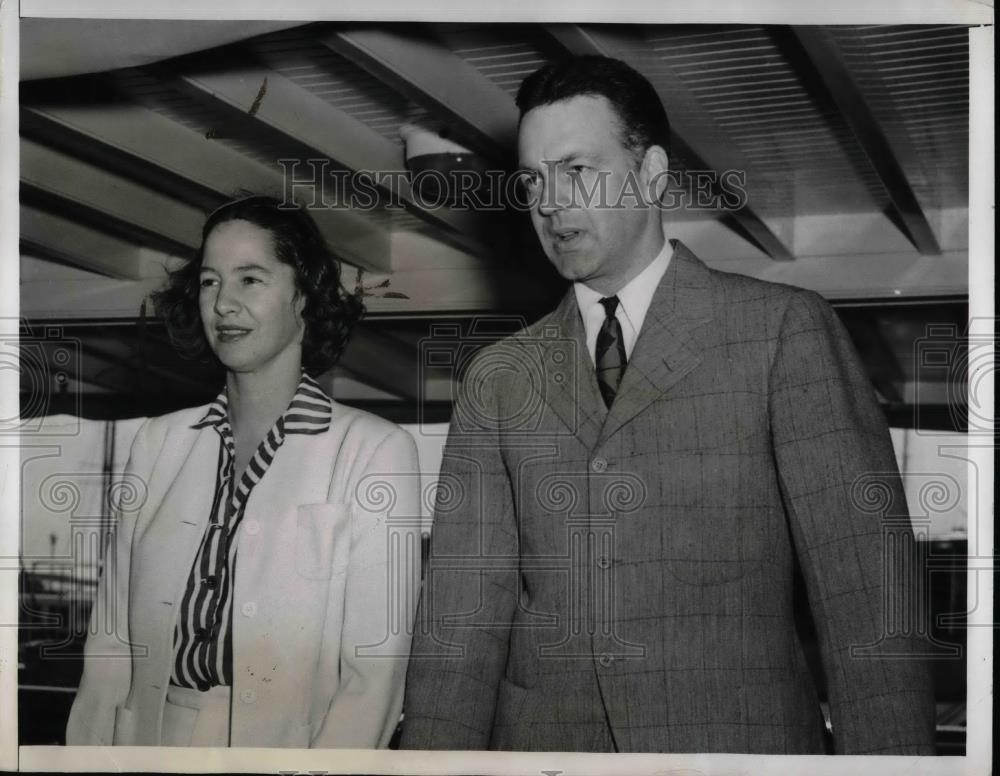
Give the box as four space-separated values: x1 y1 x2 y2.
400 241 936 755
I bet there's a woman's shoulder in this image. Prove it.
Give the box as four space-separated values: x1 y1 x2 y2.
328 400 410 441
327 401 417 461
131 403 219 448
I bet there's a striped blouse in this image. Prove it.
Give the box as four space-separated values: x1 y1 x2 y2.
170 372 332 691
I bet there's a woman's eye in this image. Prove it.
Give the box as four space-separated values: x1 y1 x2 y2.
199 277 217 289
241 276 263 285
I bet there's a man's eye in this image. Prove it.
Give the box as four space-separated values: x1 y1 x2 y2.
519 172 541 190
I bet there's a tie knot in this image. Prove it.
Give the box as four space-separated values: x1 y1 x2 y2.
599 295 620 318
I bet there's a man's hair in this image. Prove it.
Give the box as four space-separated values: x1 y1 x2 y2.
515 55 671 163
152 194 363 376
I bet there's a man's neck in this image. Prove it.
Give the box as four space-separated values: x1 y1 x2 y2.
583 232 667 297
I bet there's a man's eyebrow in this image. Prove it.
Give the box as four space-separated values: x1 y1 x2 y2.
519 152 595 171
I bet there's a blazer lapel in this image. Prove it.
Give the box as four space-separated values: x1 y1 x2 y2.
598 240 715 445
539 290 605 451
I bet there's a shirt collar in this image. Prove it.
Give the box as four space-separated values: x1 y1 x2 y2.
573 238 674 333
191 372 332 435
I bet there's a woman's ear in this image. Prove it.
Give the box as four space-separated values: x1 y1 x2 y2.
293 290 307 338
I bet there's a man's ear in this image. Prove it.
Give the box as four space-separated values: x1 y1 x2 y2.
640 144 670 205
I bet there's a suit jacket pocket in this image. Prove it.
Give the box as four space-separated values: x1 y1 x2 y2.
295 503 352 580
112 705 136 746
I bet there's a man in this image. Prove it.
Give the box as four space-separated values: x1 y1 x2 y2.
401 55 935 755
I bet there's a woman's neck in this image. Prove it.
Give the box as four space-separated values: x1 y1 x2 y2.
225 355 302 441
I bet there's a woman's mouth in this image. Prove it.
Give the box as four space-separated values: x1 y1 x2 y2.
216 326 251 343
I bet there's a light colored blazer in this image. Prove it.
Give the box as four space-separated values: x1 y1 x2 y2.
401 242 935 754
66 400 421 748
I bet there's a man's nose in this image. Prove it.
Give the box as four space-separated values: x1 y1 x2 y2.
536 175 569 216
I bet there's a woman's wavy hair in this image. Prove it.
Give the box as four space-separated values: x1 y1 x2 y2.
152 195 364 376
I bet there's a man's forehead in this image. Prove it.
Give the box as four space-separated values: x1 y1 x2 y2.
517 94 627 158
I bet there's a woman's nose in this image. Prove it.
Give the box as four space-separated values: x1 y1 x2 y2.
214 283 240 315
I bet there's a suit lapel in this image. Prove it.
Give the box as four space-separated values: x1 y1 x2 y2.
598 240 715 445
539 290 605 450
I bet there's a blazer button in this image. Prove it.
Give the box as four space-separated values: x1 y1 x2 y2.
591 457 608 473
241 602 257 618
244 520 260 535
240 688 257 704
598 653 614 668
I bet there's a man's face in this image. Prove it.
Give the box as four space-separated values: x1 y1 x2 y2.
517 94 665 294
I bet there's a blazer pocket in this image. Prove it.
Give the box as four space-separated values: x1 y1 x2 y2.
295 503 352 580
112 704 136 746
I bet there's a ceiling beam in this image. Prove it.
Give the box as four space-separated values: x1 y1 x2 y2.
20 276 163 319
787 26 942 256
20 103 391 272
545 24 796 262
20 137 204 255
20 105 223 213
170 57 493 259
21 206 174 281
319 26 519 160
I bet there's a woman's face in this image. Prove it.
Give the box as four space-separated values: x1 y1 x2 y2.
198 219 306 376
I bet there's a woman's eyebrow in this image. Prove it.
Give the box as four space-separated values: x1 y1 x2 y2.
201 263 273 273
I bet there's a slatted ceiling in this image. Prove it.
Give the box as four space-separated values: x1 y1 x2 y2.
436 25 549 98
250 29 431 147
109 69 288 175
828 25 968 210
602 29 870 216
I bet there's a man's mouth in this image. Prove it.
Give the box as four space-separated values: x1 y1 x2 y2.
216 325 251 343
552 228 582 245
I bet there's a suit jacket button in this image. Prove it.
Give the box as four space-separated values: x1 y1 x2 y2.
244 520 260 535
591 457 608 473
598 653 614 668
597 555 611 569
241 602 257 617
240 688 257 704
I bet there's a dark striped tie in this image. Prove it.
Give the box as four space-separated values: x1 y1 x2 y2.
596 295 627 407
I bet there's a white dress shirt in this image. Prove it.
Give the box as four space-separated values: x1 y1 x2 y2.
574 240 673 365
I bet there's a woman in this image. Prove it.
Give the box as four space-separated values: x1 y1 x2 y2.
66 196 421 748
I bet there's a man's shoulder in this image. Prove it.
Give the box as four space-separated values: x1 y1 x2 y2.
462 303 574 363
701 263 835 331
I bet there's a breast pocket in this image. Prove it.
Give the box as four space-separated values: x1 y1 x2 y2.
295 503 352 580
